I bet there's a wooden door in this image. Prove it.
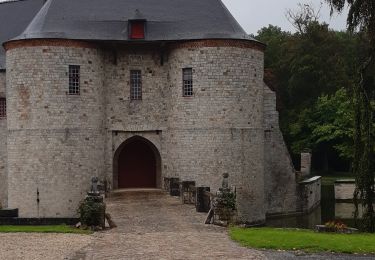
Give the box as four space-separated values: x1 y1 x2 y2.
118 139 156 188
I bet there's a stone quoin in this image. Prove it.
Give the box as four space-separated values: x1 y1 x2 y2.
0 0 320 225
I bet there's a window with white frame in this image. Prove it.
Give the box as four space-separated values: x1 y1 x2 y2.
68 65 80 95
130 70 142 100
182 68 193 97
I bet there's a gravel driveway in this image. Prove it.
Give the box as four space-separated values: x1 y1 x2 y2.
0 233 92 260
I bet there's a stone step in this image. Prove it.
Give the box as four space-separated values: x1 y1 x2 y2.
108 188 165 198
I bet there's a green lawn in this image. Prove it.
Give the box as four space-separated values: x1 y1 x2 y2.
321 176 354 185
311 171 354 186
230 227 375 254
0 225 92 234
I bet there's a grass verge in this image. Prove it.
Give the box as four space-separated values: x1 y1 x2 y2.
0 225 92 234
321 176 354 186
230 227 375 254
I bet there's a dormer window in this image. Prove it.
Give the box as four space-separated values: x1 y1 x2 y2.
129 9 146 40
129 21 145 39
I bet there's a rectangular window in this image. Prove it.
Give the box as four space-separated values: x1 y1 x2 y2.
0 98 6 119
183 68 193 97
68 65 80 95
130 21 145 39
130 70 142 100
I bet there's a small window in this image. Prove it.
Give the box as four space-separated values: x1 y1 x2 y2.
0 98 6 119
68 65 80 95
129 21 145 39
183 68 193 97
130 70 142 100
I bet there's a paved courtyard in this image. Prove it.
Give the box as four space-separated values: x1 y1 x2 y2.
1 190 374 260
71 189 266 260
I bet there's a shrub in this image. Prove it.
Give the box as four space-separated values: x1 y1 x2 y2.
78 197 105 228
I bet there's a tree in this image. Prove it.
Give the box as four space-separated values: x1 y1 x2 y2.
325 0 375 232
289 88 354 162
286 2 322 34
256 19 361 172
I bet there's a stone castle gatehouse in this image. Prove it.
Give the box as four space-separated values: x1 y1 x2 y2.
0 0 320 225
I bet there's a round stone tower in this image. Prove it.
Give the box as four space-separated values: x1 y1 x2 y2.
166 40 266 224
5 40 106 218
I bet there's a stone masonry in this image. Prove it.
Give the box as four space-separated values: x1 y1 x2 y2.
6 44 106 217
1 38 310 224
0 71 6 208
263 85 298 214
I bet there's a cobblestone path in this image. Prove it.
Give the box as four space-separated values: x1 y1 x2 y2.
71 189 266 260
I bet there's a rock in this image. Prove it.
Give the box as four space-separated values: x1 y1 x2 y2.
75 222 81 228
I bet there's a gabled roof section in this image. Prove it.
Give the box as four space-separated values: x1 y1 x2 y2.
13 0 255 42
0 0 45 69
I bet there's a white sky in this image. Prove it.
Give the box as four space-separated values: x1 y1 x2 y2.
222 0 348 34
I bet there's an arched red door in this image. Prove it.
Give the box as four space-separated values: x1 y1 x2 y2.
118 138 157 188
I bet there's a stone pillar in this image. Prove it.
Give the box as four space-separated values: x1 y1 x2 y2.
301 152 312 177
180 181 195 204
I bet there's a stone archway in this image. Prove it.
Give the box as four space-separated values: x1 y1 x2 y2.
114 136 161 189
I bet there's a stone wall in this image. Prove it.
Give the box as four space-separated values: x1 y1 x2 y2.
6 44 106 217
298 176 321 213
0 71 6 208
4 39 300 224
165 45 266 224
263 85 298 215
100 43 266 224
334 179 355 201
102 46 168 189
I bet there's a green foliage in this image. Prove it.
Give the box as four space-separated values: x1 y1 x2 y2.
325 0 375 233
78 197 106 227
289 88 354 160
256 25 290 69
256 23 359 172
256 10 375 171
258 1 375 231
230 227 375 254
0 225 92 234
219 189 236 210
214 188 236 222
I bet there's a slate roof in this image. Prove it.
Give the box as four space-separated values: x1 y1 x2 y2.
16 0 254 41
0 0 45 70
1 0 257 69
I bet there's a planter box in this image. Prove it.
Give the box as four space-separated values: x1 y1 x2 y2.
315 225 358 234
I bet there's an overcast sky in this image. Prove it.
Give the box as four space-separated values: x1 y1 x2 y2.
222 0 348 35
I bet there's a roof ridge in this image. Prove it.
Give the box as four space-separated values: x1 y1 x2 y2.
0 0 33 5
18 0 51 39
217 0 245 34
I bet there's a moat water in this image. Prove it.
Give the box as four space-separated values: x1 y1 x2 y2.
266 185 358 229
